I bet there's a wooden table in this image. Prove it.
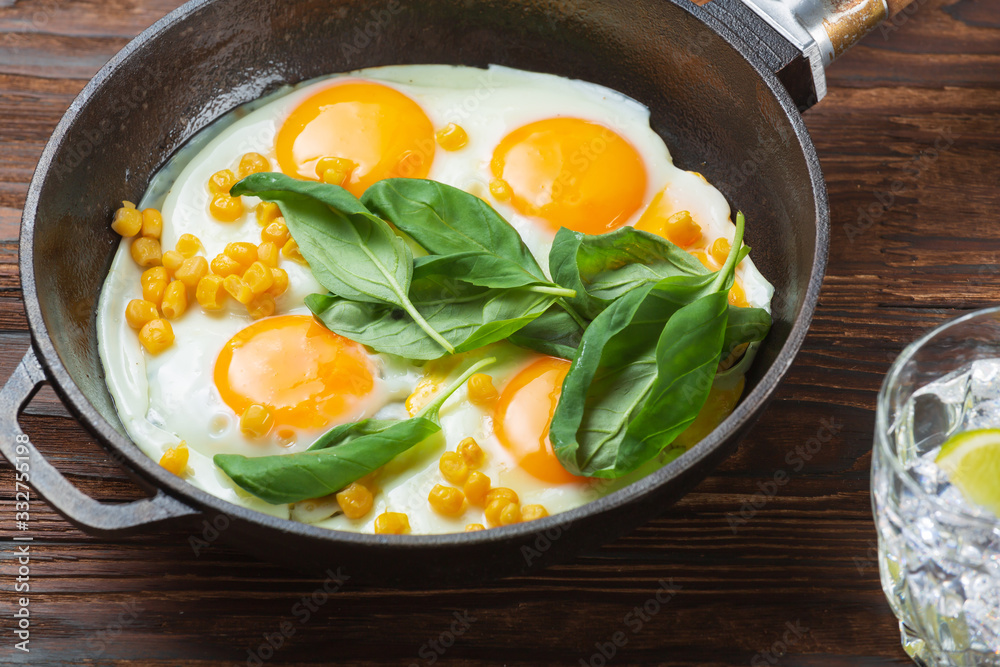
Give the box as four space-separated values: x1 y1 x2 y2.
2 0 997 664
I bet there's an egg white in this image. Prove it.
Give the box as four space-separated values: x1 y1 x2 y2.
97 64 773 532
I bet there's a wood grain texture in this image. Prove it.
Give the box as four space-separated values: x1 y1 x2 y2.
1 0 997 664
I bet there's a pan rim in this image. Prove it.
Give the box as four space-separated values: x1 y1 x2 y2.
18 0 829 548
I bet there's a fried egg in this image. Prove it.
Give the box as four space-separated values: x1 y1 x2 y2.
97 65 774 533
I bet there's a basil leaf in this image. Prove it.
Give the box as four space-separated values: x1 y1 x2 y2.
549 226 709 319
232 173 455 354
507 307 585 359
215 358 494 504
723 306 771 358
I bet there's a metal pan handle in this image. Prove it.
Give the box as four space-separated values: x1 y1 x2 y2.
0 349 199 536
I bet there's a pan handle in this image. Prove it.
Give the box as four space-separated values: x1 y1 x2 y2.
0 349 200 537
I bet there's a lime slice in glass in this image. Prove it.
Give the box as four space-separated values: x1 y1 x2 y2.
935 428 1000 516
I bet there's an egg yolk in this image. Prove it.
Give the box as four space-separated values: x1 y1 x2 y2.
275 80 435 197
493 357 586 485
215 315 374 431
490 118 647 234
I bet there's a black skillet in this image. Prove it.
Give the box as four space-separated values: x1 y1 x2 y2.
0 0 912 584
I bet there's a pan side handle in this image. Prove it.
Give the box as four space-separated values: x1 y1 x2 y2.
0 349 200 537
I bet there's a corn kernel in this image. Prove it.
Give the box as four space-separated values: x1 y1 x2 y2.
175 255 209 291
486 487 518 506
130 237 161 268
196 274 226 310
223 275 253 305
161 250 184 274
243 261 274 294
160 280 187 319
141 266 169 305
208 169 236 195
125 299 158 330
457 437 485 468
121 200 137 209
428 484 465 517
256 201 281 226
499 502 521 526
238 152 270 179
374 511 410 535
463 471 491 506
485 497 517 527
140 208 163 238
336 482 374 520
240 403 273 437
246 292 275 320
175 233 201 258
664 210 702 248
465 523 485 532
111 205 142 237
211 253 244 277
729 280 749 308
489 178 511 201
210 194 244 222
467 373 498 407
257 241 279 267
268 267 289 298
225 241 257 267
139 318 173 354
439 451 468 486
282 238 306 264
316 156 357 186
520 504 549 522
261 219 290 245
159 441 188 476
690 250 716 272
435 123 469 151
710 237 732 266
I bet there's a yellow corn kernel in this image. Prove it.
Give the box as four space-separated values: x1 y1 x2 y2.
467 373 498 407
336 482 374 520
210 194 244 222
435 123 469 151
211 253 244 277
130 237 161 268
208 169 236 195
141 266 169 305
160 280 187 319
281 238 306 264
140 208 163 239
489 178 511 201
690 250 716 272
196 274 226 310
243 261 274 294
439 451 469 486
246 292 275 320
486 487 518 506
316 156 357 186
261 219 290 245
161 250 184 274
240 403 273 437
268 267 289 298
463 471 491 506
465 523 485 532
729 280 749 308
225 241 257 267
710 237 732 266
125 299 158 330
520 504 549 522
256 201 281 226
138 318 173 354
485 497 517 527
457 437 485 469
374 511 410 535
499 502 521 526
175 255 209 291
111 205 142 237
664 210 702 248
428 484 465 517
159 441 188 476
223 274 253 305
238 152 270 179
175 233 201 258
257 241 279 267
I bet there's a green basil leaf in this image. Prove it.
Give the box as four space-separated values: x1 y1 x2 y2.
507 306 585 359
722 306 771 358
